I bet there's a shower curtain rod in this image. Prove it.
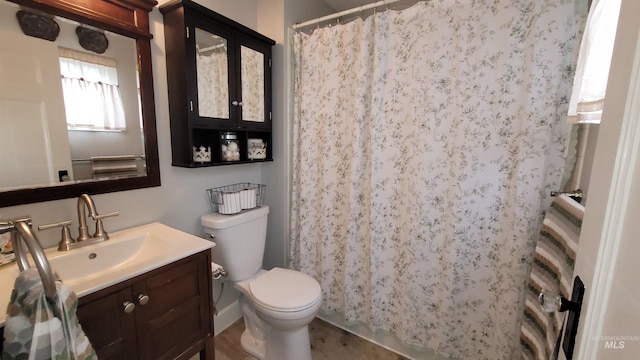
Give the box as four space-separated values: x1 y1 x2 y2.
292 0 401 30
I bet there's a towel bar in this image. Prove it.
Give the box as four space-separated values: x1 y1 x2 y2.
550 189 583 198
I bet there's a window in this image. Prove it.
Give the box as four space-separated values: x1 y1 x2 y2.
567 0 621 124
59 48 126 130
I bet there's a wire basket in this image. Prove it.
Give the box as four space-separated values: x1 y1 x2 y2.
207 183 266 214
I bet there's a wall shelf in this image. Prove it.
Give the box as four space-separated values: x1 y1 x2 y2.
161 0 275 168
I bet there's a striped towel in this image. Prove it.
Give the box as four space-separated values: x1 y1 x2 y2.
90 155 138 178
520 195 584 360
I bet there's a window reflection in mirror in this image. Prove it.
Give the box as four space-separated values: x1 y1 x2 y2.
241 46 265 122
0 0 147 190
195 27 229 119
59 48 127 131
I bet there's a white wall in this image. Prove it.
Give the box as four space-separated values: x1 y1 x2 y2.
578 124 599 205
565 124 599 205
569 0 640 358
191 0 258 27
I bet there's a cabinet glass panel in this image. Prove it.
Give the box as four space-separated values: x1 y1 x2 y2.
240 45 264 122
195 28 229 119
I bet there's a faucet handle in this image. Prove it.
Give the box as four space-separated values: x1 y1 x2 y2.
92 211 118 239
38 220 74 251
92 211 119 220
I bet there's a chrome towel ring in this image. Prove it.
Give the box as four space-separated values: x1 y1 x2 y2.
0 216 57 301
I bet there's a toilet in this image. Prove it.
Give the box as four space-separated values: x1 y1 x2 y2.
201 206 322 360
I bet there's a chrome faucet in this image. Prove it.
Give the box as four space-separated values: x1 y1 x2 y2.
38 194 119 251
77 193 99 242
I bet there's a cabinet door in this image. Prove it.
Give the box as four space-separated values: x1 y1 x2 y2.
77 287 138 359
133 253 213 360
237 35 272 130
189 14 236 128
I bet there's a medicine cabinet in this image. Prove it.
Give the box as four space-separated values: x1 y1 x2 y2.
161 0 275 167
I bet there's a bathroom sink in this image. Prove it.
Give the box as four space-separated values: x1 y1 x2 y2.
0 222 214 326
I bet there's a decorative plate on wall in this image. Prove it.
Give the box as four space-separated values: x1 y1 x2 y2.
16 9 59 41
76 26 109 54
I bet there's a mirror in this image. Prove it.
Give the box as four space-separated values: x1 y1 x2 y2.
0 0 159 207
241 45 265 122
194 27 266 123
195 28 229 119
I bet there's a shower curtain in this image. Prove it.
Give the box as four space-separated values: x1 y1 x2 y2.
290 1 585 358
196 48 229 118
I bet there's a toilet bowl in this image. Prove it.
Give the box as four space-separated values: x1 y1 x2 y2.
201 206 322 360
234 268 322 360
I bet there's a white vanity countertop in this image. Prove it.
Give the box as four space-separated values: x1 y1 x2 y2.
0 222 214 326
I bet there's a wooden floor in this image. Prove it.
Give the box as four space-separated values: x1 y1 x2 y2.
214 318 409 360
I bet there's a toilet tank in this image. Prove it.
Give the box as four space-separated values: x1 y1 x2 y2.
200 206 269 282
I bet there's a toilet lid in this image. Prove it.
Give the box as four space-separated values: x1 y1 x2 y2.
249 268 321 312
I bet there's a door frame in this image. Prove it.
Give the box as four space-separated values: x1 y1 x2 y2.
571 0 640 358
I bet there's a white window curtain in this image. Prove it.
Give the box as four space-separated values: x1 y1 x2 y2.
567 0 622 124
59 48 126 130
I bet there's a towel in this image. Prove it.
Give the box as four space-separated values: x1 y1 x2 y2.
90 155 138 178
2 269 96 360
520 195 584 360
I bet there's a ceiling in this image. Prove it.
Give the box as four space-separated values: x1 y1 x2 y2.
322 0 371 12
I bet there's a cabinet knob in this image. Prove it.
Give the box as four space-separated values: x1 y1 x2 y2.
123 301 136 313
138 294 150 305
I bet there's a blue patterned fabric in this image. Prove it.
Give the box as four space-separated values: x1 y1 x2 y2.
2 269 96 360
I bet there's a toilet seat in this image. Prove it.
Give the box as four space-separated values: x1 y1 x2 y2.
249 268 321 312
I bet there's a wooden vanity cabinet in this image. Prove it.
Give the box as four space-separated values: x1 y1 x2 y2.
77 251 215 360
76 287 138 358
161 0 276 167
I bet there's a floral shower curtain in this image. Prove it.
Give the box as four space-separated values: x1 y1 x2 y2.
197 49 229 118
241 46 265 121
290 1 585 358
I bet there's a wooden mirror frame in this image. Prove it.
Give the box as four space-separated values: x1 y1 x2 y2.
0 0 160 207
